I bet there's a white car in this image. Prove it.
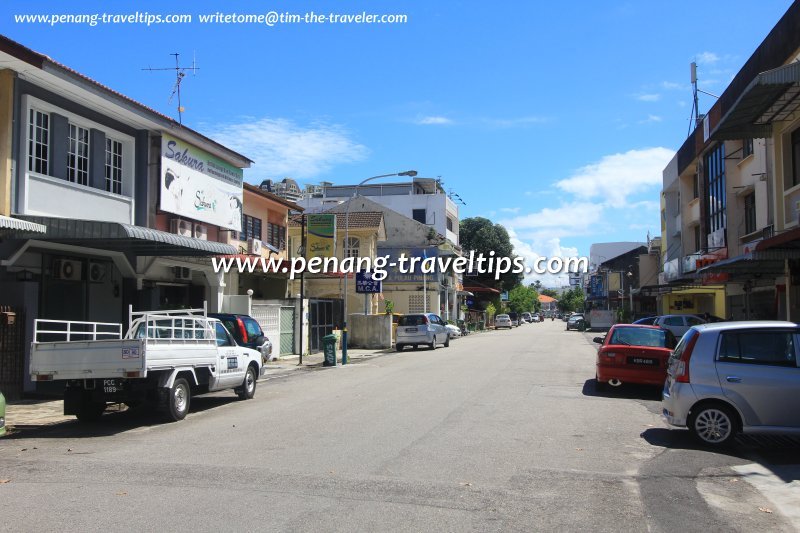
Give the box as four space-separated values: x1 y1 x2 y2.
445 324 461 337
495 314 512 329
654 315 706 338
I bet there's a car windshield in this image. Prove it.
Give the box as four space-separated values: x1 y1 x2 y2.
609 327 672 348
399 315 427 326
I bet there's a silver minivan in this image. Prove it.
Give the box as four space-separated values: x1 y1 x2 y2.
396 313 450 351
662 321 800 446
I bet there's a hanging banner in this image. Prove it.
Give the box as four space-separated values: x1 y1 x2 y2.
306 214 336 258
159 133 244 231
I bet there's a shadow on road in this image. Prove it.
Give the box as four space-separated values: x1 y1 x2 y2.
581 378 662 401
4 394 242 440
641 427 800 482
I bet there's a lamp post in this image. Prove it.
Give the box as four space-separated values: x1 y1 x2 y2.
342 169 417 364
626 269 634 317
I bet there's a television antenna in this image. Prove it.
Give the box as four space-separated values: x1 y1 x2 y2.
688 61 719 136
448 188 467 206
142 52 199 125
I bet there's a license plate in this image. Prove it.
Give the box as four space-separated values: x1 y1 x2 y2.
627 357 658 366
405 327 418 333
102 378 123 394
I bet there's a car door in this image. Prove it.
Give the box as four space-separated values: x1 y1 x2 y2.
660 316 687 337
715 328 800 428
214 322 245 389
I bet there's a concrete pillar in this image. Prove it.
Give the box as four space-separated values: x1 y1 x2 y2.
0 70 14 216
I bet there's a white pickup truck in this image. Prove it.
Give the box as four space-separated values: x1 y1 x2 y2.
30 306 266 422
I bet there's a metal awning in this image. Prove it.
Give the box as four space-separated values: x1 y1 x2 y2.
696 248 800 277
638 283 709 297
712 62 800 140
0 214 47 234
10 216 237 256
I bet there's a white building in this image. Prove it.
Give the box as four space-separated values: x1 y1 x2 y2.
298 178 460 246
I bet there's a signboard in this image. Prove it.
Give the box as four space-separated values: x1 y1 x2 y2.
589 275 604 298
355 271 382 293
500 291 509 302
306 214 336 259
160 134 243 231
607 271 622 293
378 246 439 283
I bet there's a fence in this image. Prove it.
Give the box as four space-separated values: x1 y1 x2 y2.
0 306 25 400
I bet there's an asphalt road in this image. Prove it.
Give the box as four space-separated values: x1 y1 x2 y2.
1 320 797 532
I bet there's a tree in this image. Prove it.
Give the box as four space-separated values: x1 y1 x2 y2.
540 288 559 299
508 285 538 314
557 287 585 313
459 217 522 292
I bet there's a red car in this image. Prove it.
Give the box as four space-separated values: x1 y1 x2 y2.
594 324 677 390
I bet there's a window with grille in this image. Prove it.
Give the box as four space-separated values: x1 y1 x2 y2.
266 223 286 250
742 138 754 159
240 214 262 241
105 138 123 194
344 237 360 258
412 209 427 224
704 143 726 237
67 123 90 185
744 193 756 235
792 129 800 189
28 109 49 175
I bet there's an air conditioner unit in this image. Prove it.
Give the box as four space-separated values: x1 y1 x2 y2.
194 224 208 240
248 238 262 255
88 262 107 283
170 218 193 237
53 259 83 281
173 266 192 281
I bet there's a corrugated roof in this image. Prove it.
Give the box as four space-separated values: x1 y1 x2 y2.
243 183 304 211
289 212 384 229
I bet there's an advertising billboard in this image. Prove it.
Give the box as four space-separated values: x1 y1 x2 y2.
160 134 244 231
306 214 336 259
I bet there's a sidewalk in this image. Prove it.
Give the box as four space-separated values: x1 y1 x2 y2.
3 345 395 433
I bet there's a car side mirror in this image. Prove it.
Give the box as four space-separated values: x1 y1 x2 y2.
593 337 604 344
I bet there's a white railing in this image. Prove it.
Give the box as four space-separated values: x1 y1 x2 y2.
34 320 122 343
129 304 213 341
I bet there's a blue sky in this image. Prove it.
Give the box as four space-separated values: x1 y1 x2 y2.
4 0 795 283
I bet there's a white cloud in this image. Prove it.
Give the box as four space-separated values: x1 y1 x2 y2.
506 228 583 288
661 81 685 90
555 147 674 208
639 114 663 124
485 116 549 128
636 93 661 102
499 207 521 214
696 51 720 65
500 202 604 233
208 117 367 179
414 115 453 125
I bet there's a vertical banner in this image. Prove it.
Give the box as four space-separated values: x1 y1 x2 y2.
306 214 336 259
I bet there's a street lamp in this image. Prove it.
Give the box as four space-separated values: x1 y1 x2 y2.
342 170 417 364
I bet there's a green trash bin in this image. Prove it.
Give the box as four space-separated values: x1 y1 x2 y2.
322 334 338 367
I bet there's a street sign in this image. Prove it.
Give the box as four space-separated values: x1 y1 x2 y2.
355 271 382 293
500 291 509 301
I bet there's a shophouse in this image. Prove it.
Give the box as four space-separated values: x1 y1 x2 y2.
0 35 249 396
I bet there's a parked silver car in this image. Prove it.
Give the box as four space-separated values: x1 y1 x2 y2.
662 321 800 446
396 313 450 351
495 314 512 329
653 314 706 338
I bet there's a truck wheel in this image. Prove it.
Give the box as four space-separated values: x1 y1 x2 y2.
75 397 106 423
165 378 191 421
237 365 257 400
